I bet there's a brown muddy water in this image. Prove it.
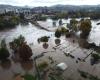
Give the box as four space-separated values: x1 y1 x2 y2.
0 19 100 80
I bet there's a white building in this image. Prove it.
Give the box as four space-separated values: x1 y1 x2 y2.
56 62 68 71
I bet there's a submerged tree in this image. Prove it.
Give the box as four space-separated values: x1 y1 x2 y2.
9 35 25 52
70 19 78 31
38 36 49 43
79 19 92 39
55 27 70 38
9 35 33 61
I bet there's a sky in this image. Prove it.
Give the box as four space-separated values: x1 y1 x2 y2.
0 0 100 7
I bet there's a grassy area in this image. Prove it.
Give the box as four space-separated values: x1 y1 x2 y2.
38 61 48 71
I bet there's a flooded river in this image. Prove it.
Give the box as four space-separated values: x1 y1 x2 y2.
0 19 100 80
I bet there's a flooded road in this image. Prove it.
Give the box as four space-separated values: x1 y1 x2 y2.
0 19 100 80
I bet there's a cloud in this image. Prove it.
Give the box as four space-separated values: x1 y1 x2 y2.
0 0 100 6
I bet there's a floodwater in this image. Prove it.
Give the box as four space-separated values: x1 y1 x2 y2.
0 19 100 80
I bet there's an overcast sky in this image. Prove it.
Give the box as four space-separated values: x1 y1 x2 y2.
0 0 100 7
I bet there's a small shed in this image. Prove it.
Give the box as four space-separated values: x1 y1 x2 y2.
56 63 68 70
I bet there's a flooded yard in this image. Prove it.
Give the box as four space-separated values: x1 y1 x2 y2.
0 19 100 80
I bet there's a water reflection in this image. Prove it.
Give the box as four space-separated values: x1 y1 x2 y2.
78 39 89 49
42 43 49 49
55 39 61 45
20 60 33 71
0 59 11 69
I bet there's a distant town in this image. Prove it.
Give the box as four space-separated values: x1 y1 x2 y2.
0 4 100 19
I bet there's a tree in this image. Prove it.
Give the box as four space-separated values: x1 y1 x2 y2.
70 19 78 31
70 19 78 25
13 35 25 47
9 35 25 51
0 15 20 30
11 16 20 25
79 19 92 39
61 27 69 35
38 36 49 43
